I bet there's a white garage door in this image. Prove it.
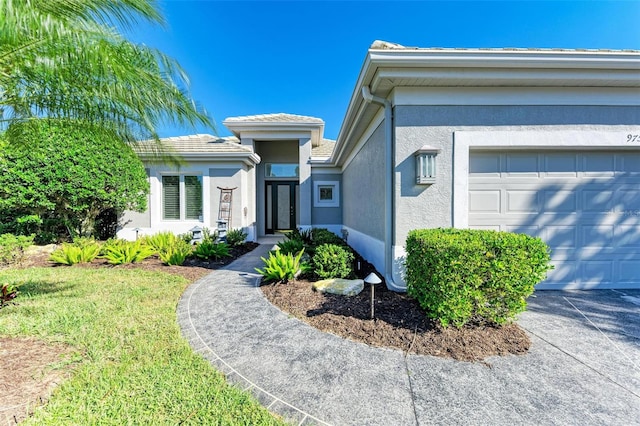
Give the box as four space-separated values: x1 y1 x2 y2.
468 151 640 289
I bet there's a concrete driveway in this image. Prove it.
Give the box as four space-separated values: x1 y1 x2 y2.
178 244 640 425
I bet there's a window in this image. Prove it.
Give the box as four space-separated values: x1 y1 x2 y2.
162 175 203 220
265 163 299 178
313 181 340 207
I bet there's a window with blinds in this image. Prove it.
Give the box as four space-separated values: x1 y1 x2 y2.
162 176 180 220
185 175 202 220
162 175 202 221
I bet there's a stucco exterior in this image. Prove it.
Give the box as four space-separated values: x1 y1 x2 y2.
118 44 640 290
342 123 386 241
393 105 640 245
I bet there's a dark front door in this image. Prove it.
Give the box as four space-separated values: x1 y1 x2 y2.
266 181 298 234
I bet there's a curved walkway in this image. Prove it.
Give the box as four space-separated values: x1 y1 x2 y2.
177 244 640 426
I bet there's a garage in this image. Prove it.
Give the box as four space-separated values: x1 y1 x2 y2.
468 150 640 289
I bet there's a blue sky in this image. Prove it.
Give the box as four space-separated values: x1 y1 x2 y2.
130 1 640 140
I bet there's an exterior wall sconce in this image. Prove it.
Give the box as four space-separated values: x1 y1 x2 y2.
414 145 440 185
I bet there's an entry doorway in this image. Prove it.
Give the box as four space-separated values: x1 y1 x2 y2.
265 181 299 234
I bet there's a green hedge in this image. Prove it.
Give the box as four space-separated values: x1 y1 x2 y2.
405 228 552 327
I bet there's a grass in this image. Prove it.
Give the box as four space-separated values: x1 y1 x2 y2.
0 267 287 425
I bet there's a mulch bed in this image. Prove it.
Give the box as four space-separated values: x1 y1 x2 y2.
260 257 530 362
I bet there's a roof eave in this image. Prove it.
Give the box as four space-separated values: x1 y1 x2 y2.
331 48 640 166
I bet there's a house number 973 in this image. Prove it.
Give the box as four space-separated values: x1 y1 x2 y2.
627 134 640 143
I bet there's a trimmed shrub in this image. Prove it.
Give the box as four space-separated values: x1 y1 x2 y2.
226 228 247 247
0 233 34 266
405 228 552 328
312 243 354 279
311 228 345 247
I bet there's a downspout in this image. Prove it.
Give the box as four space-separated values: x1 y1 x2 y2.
361 86 403 291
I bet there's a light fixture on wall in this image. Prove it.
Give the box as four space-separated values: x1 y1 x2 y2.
414 145 440 185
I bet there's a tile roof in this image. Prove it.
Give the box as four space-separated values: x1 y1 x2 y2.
224 113 324 124
135 134 253 154
369 40 640 53
312 139 336 157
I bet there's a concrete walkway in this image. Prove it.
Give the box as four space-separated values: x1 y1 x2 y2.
177 244 640 426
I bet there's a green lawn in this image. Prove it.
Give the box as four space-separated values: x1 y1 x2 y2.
0 267 287 425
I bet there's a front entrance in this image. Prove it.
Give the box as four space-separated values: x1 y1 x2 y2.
265 181 298 234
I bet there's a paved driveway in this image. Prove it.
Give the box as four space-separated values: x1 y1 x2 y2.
178 245 640 425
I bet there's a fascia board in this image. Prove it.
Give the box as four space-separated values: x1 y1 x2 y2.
367 49 640 70
222 124 322 146
140 152 261 166
374 67 640 87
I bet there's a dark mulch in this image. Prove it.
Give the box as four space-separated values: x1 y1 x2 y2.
260 257 530 362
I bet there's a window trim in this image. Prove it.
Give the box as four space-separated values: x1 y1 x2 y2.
313 180 340 208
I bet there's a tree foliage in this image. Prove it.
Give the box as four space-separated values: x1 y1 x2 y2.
0 119 149 239
0 0 213 146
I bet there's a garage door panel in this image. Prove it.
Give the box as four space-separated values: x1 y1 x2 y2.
544 153 578 176
547 260 577 284
615 226 640 248
617 153 640 174
505 153 539 176
543 190 576 212
543 226 577 249
583 190 614 212
469 153 500 175
468 190 500 213
583 153 615 177
469 150 640 289
582 261 614 284
619 260 640 282
581 225 615 248
617 189 640 211
506 190 539 213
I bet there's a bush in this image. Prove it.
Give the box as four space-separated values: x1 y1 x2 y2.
311 228 345 247
255 249 304 283
405 228 553 328
312 244 354 279
142 232 180 254
225 229 247 247
284 228 313 246
101 239 155 265
0 233 34 266
276 239 305 256
50 239 101 265
193 241 230 260
158 239 193 266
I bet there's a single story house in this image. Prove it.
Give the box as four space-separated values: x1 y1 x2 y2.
121 41 640 291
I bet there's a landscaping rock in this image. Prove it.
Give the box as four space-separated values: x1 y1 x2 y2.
312 278 364 296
